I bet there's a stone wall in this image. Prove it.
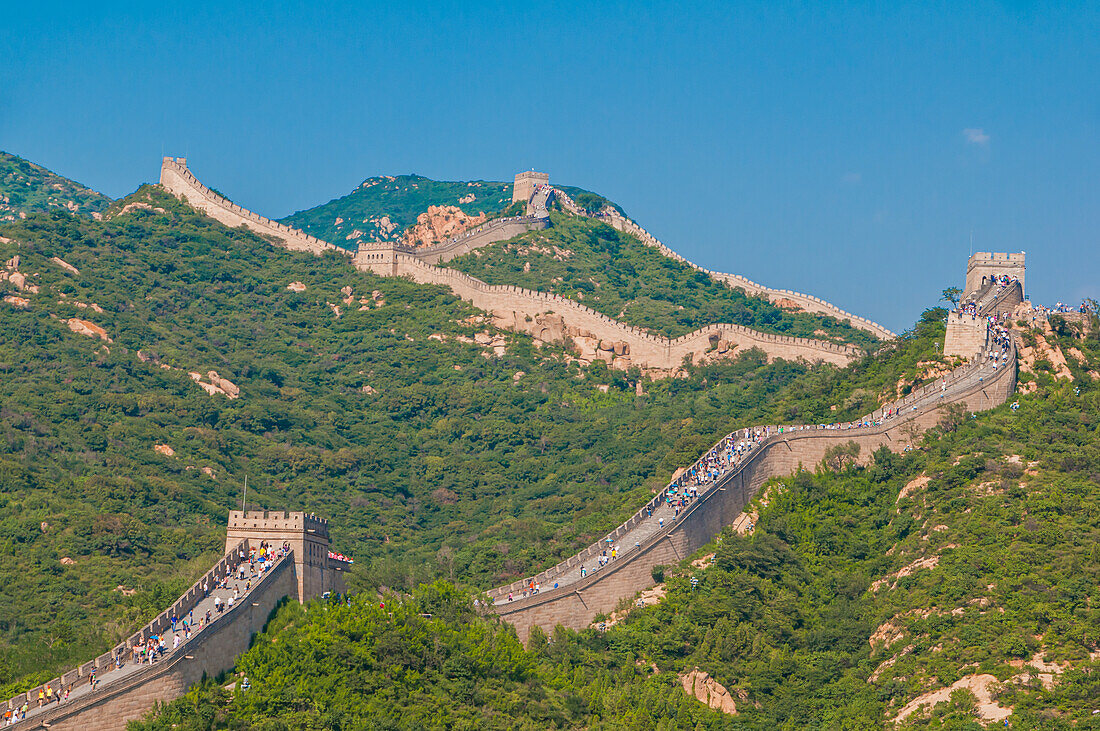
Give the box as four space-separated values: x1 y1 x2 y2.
159 159 869 369
965 252 1026 298
226 510 347 603
382 255 860 368
159 158 340 256
944 313 991 359
554 189 896 340
491 342 1017 640
14 551 297 731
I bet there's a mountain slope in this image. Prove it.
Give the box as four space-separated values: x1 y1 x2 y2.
0 151 112 221
0 185 949 696
136 318 1100 729
280 174 513 250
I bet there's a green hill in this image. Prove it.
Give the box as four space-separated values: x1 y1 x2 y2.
279 174 514 250
0 151 112 222
137 316 1100 729
0 185 942 697
444 211 879 346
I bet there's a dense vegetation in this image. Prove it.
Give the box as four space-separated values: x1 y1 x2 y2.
139 315 1100 728
0 151 113 222
280 174 513 250
0 183 946 697
445 211 879 346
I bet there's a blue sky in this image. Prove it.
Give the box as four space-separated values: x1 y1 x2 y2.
3 1 1097 331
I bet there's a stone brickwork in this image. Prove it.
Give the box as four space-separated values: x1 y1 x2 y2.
226 510 347 602
965 252 1025 298
377 255 860 368
554 189 896 340
491 338 1017 640
159 158 340 256
512 171 549 203
944 313 991 359
11 509 349 730
15 555 296 731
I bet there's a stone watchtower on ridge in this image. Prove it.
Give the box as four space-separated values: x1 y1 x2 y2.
964 251 1026 299
944 251 1026 360
226 510 348 602
513 171 549 204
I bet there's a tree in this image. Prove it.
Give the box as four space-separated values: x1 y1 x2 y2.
941 286 962 308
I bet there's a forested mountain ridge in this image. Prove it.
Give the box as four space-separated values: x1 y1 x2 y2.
0 181 946 699
137 314 1100 729
0 151 113 222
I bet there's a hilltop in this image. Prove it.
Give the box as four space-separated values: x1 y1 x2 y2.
0 151 113 221
280 174 513 250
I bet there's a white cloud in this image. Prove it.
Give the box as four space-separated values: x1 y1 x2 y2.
963 128 990 146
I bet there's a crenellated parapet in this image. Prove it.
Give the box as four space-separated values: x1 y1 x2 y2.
554 188 896 340
489 337 1017 640
158 158 868 369
9 509 348 730
383 254 861 368
160 158 341 256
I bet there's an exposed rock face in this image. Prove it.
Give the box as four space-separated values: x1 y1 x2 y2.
893 673 1010 724
680 669 739 715
287 281 307 293
401 205 488 248
66 318 111 342
3 295 29 307
50 256 80 275
189 370 240 399
154 444 176 457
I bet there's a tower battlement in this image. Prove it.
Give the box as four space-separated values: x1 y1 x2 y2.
512 171 549 203
226 509 344 602
965 251 1025 298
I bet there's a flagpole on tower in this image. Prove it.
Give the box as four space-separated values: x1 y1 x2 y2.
242 474 247 512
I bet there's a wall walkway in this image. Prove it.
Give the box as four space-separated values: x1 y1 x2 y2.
10 545 298 730
489 333 1016 640
554 189 896 340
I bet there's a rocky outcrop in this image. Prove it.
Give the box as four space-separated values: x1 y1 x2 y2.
680 669 739 715
400 205 488 248
66 318 111 342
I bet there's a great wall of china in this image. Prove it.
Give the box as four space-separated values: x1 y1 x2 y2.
6 161 1023 728
553 188 898 341
9 512 349 731
158 158 881 369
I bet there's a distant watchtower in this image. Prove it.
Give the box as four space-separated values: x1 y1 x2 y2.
512 171 549 204
225 510 348 602
964 252 1026 299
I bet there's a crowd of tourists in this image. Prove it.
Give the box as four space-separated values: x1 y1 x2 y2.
6 541 290 722
957 275 1020 316
498 322 1015 604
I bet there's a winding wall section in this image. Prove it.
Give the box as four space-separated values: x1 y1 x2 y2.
554 189 896 340
159 158 863 368
489 335 1016 640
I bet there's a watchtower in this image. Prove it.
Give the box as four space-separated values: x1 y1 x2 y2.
512 171 549 204
225 510 347 602
354 241 401 276
964 252 1025 299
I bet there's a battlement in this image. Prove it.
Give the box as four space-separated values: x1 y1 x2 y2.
969 251 1026 265
965 251 1025 298
228 509 330 538
513 170 549 203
